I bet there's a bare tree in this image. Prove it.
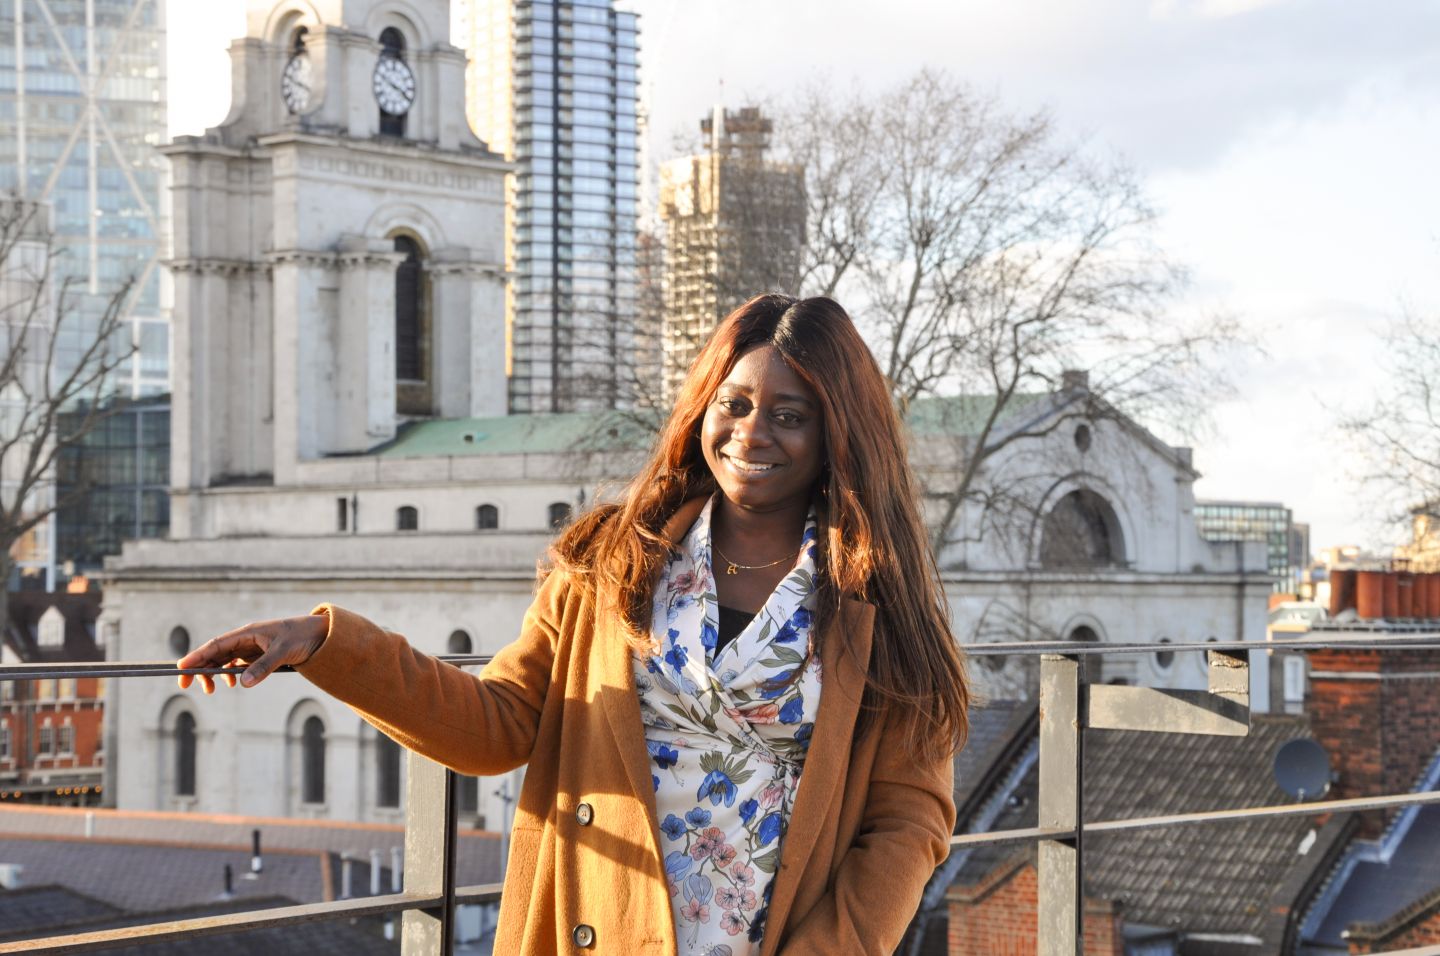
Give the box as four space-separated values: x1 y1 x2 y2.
776 70 1243 559
1341 310 1440 545
0 199 135 632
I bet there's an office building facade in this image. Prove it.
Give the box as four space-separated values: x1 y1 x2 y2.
1195 500 1296 592
457 0 640 412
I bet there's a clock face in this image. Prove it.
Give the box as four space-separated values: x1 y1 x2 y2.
281 52 313 114
373 55 415 116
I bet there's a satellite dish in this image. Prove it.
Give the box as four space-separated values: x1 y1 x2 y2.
1274 738 1331 801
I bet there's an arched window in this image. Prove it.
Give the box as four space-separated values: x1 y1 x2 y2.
175 711 197 797
1040 490 1124 568
1154 637 1175 671
397 506 418 531
548 502 572 529
1067 625 1102 683
447 630 473 655
376 732 401 809
301 716 326 805
395 236 424 380
378 28 408 137
476 504 499 530
168 626 190 658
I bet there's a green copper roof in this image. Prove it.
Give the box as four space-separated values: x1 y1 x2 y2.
373 394 1058 459
374 409 662 458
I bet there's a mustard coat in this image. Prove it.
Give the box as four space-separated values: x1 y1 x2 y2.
298 498 955 954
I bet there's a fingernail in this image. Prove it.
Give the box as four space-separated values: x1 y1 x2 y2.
240 673 254 687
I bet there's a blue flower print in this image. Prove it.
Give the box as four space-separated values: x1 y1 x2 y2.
759 669 795 699
684 873 714 904
649 742 679 770
674 595 694 612
778 698 804 724
660 813 687 841
698 769 738 807
685 807 712 828
793 723 814 747
757 812 783 847
665 849 693 881
738 799 759 825
653 774 660 793
665 642 689 673
700 620 718 651
645 657 662 675
774 621 799 644
789 607 812 629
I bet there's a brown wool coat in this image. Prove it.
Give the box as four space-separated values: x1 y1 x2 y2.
298 499 955 954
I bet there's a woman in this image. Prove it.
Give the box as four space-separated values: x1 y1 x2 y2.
179 294 970 955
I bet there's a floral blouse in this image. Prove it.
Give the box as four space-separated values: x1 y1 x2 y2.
634 498 823 955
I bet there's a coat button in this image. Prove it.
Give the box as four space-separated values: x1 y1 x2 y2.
575 802 593 826
572 924 595 948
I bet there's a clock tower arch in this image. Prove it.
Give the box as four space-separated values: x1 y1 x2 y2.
163 0 509 531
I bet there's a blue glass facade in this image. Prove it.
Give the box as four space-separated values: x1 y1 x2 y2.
509 0 639 412
0 0 169 398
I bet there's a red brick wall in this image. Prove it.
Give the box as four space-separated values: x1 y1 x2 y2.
946 858 1122 956
1306 647 1440 835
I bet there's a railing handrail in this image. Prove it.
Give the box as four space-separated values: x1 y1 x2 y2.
4 632 1439 682
5 637 1439 954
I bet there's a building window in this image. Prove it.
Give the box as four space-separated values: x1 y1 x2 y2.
337 497 349 532
175 712 197 796
1 725 10 760
376 732 402 809
1067 625 1102 683
58 678 77 699
1154 638 1175 671
1040 490 1124 568
447 630 473 655
397 506 419 531
476 504 499 530
393 235 431 415
548 502 573 529
38 723 54 756
302 716 326 805
377 28 408 137
457 775 478 816
57 722 74 755
168 626 190 658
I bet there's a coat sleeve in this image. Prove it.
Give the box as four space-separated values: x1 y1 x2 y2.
295 571 569 777
778 716 956 955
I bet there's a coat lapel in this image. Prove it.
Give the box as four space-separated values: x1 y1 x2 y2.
760 596 875 954
598 498 709 818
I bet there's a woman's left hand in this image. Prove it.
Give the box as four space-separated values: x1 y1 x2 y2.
176 614 329 693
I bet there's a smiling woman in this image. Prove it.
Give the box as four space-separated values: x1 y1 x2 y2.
178 294 969 955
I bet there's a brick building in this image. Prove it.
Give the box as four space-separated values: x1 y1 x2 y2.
1 589 104 806
908 608 1440 955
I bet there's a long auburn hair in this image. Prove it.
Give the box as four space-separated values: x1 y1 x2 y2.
551 294 969 761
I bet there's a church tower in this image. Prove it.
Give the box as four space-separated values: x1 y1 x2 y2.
164 0 509 527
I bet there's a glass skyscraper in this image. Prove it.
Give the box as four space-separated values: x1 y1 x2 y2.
1 0 169 586
457 0 640 413
0 0 169 397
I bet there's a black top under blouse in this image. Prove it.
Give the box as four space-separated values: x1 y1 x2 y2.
715 605 756 657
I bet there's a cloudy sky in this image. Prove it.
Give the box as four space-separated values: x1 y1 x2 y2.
168 0 1440 552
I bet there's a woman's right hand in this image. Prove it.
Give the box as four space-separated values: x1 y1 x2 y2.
176 614 329 693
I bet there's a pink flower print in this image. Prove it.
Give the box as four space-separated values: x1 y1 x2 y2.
730 863 755 887
681 899 710 924
747 702 779 725
711 842 737 868
760 783 784 808
691 826 725 861
739 889 758 911
715 885 742 909
669 571 696 594
720 910 746 936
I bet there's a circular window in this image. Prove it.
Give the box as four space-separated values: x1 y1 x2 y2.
1154 638 1174 670
168 627 191 658
1074 424 1092 452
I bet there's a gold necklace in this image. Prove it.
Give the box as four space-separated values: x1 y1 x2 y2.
713 543 791 576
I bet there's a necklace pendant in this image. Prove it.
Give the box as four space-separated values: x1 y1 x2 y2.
726 563 739 575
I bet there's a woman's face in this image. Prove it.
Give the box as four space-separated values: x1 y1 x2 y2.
701 345 825 517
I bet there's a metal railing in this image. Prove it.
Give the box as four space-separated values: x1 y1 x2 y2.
3 636 1440 955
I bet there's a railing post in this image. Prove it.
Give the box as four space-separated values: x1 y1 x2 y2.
401 751 457 956
1038 653 1084 956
